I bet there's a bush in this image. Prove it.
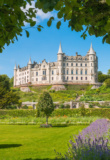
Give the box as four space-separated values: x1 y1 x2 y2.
28 106 33 109
5 105 17 109
65 104 70 108
79 104 86 116
22 105 28 109
59 104 65 109
104 78 110 87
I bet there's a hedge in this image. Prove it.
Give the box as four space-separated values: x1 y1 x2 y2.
0 108 110 119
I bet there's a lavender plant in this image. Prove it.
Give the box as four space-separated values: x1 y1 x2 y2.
56 119 110 160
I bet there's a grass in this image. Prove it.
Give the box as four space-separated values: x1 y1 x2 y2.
13 84 91 102
0 124 88 160
0 116 100 125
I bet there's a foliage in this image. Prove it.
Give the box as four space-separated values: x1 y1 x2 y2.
98 71 103 75
37 91 54 124
9 77 14 87
0 75 20 108
98 74 110 82
22 105 28 109
57 119 110 160
0 0 44 53
36 0 110 44
107 69 110 75
40 124 52 128
104 78 110 87
79 104 86 116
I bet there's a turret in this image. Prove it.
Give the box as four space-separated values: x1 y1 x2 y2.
57 42 63 61
88 43 97 83
28 57 32 69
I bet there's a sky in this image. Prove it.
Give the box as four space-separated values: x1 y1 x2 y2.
0 3 110 78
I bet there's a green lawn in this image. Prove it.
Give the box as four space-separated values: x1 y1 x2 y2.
0 125 87 160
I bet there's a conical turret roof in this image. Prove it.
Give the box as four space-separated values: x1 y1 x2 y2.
28 57 32 65
88 43 95 55
14 64 17 70
58 42 63 54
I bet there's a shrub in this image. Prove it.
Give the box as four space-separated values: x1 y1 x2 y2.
22 105 28 109
56 119 110 160
104 78 110 88
59 104 65 109
37 91 54 124
79 104 86 116
65 104 70 108
28 106 33 109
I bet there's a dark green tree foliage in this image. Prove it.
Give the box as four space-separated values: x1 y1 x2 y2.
37 92 54 124
98 74 110 82
104 78 110 87
0 75 20 109
107 69 110 75
0 0 43 53
98 71 103 76
36 0 110 44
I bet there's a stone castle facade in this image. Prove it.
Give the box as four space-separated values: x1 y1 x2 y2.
14 43 98 86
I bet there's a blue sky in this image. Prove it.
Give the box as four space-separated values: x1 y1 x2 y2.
0 4 110 78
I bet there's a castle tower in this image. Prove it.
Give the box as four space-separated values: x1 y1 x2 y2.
28 57 32 83
14 64 17 86
88 43 97 83
57 42 63 83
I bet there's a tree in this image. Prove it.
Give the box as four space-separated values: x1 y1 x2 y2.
37 92 54 125
98 71 103 76
104 78 110 87
98 74 110 82
0 0 43 53
107 69 110 75
0 74 20 109
36 0 110 44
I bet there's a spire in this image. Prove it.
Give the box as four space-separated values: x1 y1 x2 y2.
88 43 95 54
28 57 32 65
58 42 63 54
14 64 17 70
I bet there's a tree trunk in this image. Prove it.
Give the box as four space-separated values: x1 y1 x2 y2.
46 116 48 125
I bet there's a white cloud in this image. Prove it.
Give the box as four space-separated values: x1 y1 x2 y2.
21 1 54 25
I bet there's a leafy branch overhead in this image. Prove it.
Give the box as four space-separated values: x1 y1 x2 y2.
0 0 110 53
36 0 110 44
0 0 43 53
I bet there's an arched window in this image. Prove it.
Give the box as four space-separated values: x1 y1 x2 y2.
76 63 78 66
71 63 73 66
85 70 87 75
81 77 83 80
91 63 92 66
67 63 68 66
81 70 83 75
71 70 73 74
81 63 82 66
67 77 68 80
52 70 54 75
76 70 78 75
85 64 87 67
67 70 69 75
85 77 87 80
71 77 73 80
76 77 78 80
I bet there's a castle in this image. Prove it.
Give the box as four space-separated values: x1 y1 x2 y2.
14 43 98 86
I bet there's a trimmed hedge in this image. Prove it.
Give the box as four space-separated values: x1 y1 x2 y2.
0 108 110 119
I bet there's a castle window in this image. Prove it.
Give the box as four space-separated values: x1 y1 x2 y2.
36 72 38 76
43 70 46 75
85 58 87 60
67 77 68 80
81 63 82 66
63 63 65 66
91 63 92 66
81 70 83 75
71 63 73 66
71 70 73 74
76 63 78 66
67 70 69 75
76 77 78 80
52 70 54 75
63 69 65 74
67 63 68 66
52 77 54 80
81 77 83 80
85 64 87 66
42 77 46 80
85 77 87 80
36 78 38 81
43 65 45 67
76 70 78 75
63 76 65 80
91 57 92 60
71 77 73 80
85 70 87 75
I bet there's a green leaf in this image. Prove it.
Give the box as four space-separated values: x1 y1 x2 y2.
106 0 110 5
25 30 29 38
56 21 61 29
37 27 41 32
30 21 36 27
47 20 52 27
